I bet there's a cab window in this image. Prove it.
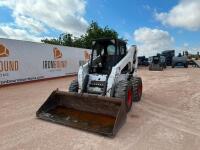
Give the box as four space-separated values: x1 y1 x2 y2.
107 45 115 55
120 44 126 55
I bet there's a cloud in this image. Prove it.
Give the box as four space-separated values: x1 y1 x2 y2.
155 0 200 31
183 42 189 47
0 25 53 42
0 0 88 41
134 27 174 56
15 15 46 33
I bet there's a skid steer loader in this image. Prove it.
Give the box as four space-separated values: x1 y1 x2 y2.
36 38 143 137
149 54 166 71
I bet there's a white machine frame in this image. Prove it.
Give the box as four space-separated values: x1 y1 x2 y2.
78 44 138 97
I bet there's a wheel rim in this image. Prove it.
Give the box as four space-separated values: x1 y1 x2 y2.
127 88 132 106
138 84 142 99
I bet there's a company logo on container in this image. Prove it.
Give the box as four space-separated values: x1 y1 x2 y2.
0 44 9 57
0 44 19 72
53 47 62 59
43 47 67 70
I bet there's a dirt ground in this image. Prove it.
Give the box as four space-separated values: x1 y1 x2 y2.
1 67 200 150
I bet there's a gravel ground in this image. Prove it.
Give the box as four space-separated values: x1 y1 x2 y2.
0 67 200 150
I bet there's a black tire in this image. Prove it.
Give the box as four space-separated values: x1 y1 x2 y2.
160 66 164 71
149 65 152 70
131 77 143 102
69 79 78 92
184 63 188 68
114 80 133 112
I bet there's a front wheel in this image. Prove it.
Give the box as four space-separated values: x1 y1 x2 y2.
131 77 143 102
114 80 133 112
68 79 78 92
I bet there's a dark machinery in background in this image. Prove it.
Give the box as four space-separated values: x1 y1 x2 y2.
161 50 175 66
138 49 199 69
172 53 188 68
149 54 166 71
138 56 149 66
137 50 174 68
183 51 200 67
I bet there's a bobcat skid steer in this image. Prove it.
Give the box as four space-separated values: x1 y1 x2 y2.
36 38 143 137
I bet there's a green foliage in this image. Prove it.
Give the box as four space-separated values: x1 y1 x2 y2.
41 21 118 49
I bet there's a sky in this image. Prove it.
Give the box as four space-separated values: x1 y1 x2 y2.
0 0 200 56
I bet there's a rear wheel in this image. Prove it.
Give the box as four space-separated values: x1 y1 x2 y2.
69 79 78 92
131 77 143 102
114 80 133 112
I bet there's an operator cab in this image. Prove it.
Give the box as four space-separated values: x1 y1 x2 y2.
89 38 127 74
149 54 165 64
152 56 160 64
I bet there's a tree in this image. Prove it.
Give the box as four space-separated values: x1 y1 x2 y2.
41 21 118 49
41 38 61 45
60 33 73 46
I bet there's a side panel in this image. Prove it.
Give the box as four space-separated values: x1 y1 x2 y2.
106 46 138 96
78 63 89 91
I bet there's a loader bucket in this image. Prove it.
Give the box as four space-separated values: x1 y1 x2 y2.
36 90 127 137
